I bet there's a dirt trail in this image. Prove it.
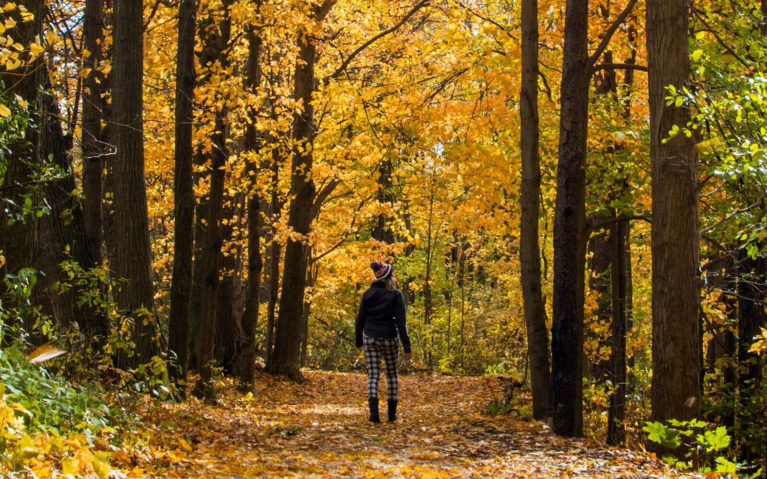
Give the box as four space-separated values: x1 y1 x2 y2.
124 371 699 478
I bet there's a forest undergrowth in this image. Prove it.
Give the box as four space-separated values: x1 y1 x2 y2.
114 371 701 478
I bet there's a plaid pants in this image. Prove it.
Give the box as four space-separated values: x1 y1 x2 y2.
363 335 399 401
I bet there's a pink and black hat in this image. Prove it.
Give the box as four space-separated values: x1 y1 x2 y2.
370 261 393 281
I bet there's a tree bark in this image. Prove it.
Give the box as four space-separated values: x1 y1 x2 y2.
587 226 612 382
1 0 101 343
112 0 160 365
193 4 232 397
268 2 334 380
761 0 767 37
238 23 264 391
606 219 627 445
215 249 241 374
82 0 105 272
188 155 209 370
168 0 196 387
519 0 550 420
372 157 395 243
263 153 283 365
736 250 765 462
550 0 589 437
647 0 701 423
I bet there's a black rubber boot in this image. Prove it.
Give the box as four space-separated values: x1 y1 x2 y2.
387 399 398 422
368 397 380 423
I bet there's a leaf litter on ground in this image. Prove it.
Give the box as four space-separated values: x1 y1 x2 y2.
113 371 704 478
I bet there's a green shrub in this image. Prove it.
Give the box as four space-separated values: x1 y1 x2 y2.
643 418 762 477
0 343 110 436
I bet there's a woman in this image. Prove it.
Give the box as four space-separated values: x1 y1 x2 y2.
355 261 412 423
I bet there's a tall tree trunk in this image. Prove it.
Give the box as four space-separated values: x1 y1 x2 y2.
589 43 617 385
194 111 227 396
80 0 112 346
587 227 612 381
519 0 550 420
423 175 436 368
620 24 637 394
761 0 767 36
82 0 105 272
238 23 264 391
647 0 701 423
605 29 638 444
112 0 160 365
265 237 281 363
263 189 282 368
194 5 232 397
168 0 196 387
268 1 334 380
215 248 240 375
606 218 627 445
550 0 589 437
263 151 283 365
736 250 765 463
188 156 209 370
1 0 101 343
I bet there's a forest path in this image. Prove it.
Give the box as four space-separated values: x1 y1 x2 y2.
124 371 697 478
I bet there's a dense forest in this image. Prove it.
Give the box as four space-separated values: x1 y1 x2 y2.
2 0 767 476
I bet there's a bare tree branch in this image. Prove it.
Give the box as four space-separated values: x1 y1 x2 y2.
587 0 639 71
324 0 429 83
592 62 647 72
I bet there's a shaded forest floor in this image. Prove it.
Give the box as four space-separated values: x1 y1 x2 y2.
114 371 700 478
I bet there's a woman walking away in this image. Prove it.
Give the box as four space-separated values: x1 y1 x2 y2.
355 261 412 423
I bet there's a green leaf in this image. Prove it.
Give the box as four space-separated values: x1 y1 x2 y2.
702 426 731 452
714 456 738 474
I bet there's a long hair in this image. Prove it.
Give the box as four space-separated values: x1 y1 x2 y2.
383 277 397 291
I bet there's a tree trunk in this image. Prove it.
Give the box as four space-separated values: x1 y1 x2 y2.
265 238 281 364
238 23 264 391
112 0 160 365
519 0 550 420
194 111 227 397
647 0 701 423
736 249 765 463
1 0 103 345
82 0 105 273
372 157 395 243
188 157 209 370
550 0 589 437
168 0 196 387
761 0 767 36
194 4 232 397
268 2 334 380
423 175 436 367
606 219 627 445
263 153 283 364
587 226 612 381
215 250 240 375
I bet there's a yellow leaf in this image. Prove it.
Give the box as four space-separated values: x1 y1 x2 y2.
61 458 77 475
29 41 44 58
0 103 10 117
92 452 111 479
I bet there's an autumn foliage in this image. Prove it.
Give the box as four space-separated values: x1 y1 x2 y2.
1 0 767 476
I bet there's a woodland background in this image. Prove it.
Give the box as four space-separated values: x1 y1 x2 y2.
2 0 767 476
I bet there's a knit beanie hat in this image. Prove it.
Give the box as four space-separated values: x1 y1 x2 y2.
370 261 393 281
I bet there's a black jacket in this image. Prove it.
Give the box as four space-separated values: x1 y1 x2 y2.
355 281 411 353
